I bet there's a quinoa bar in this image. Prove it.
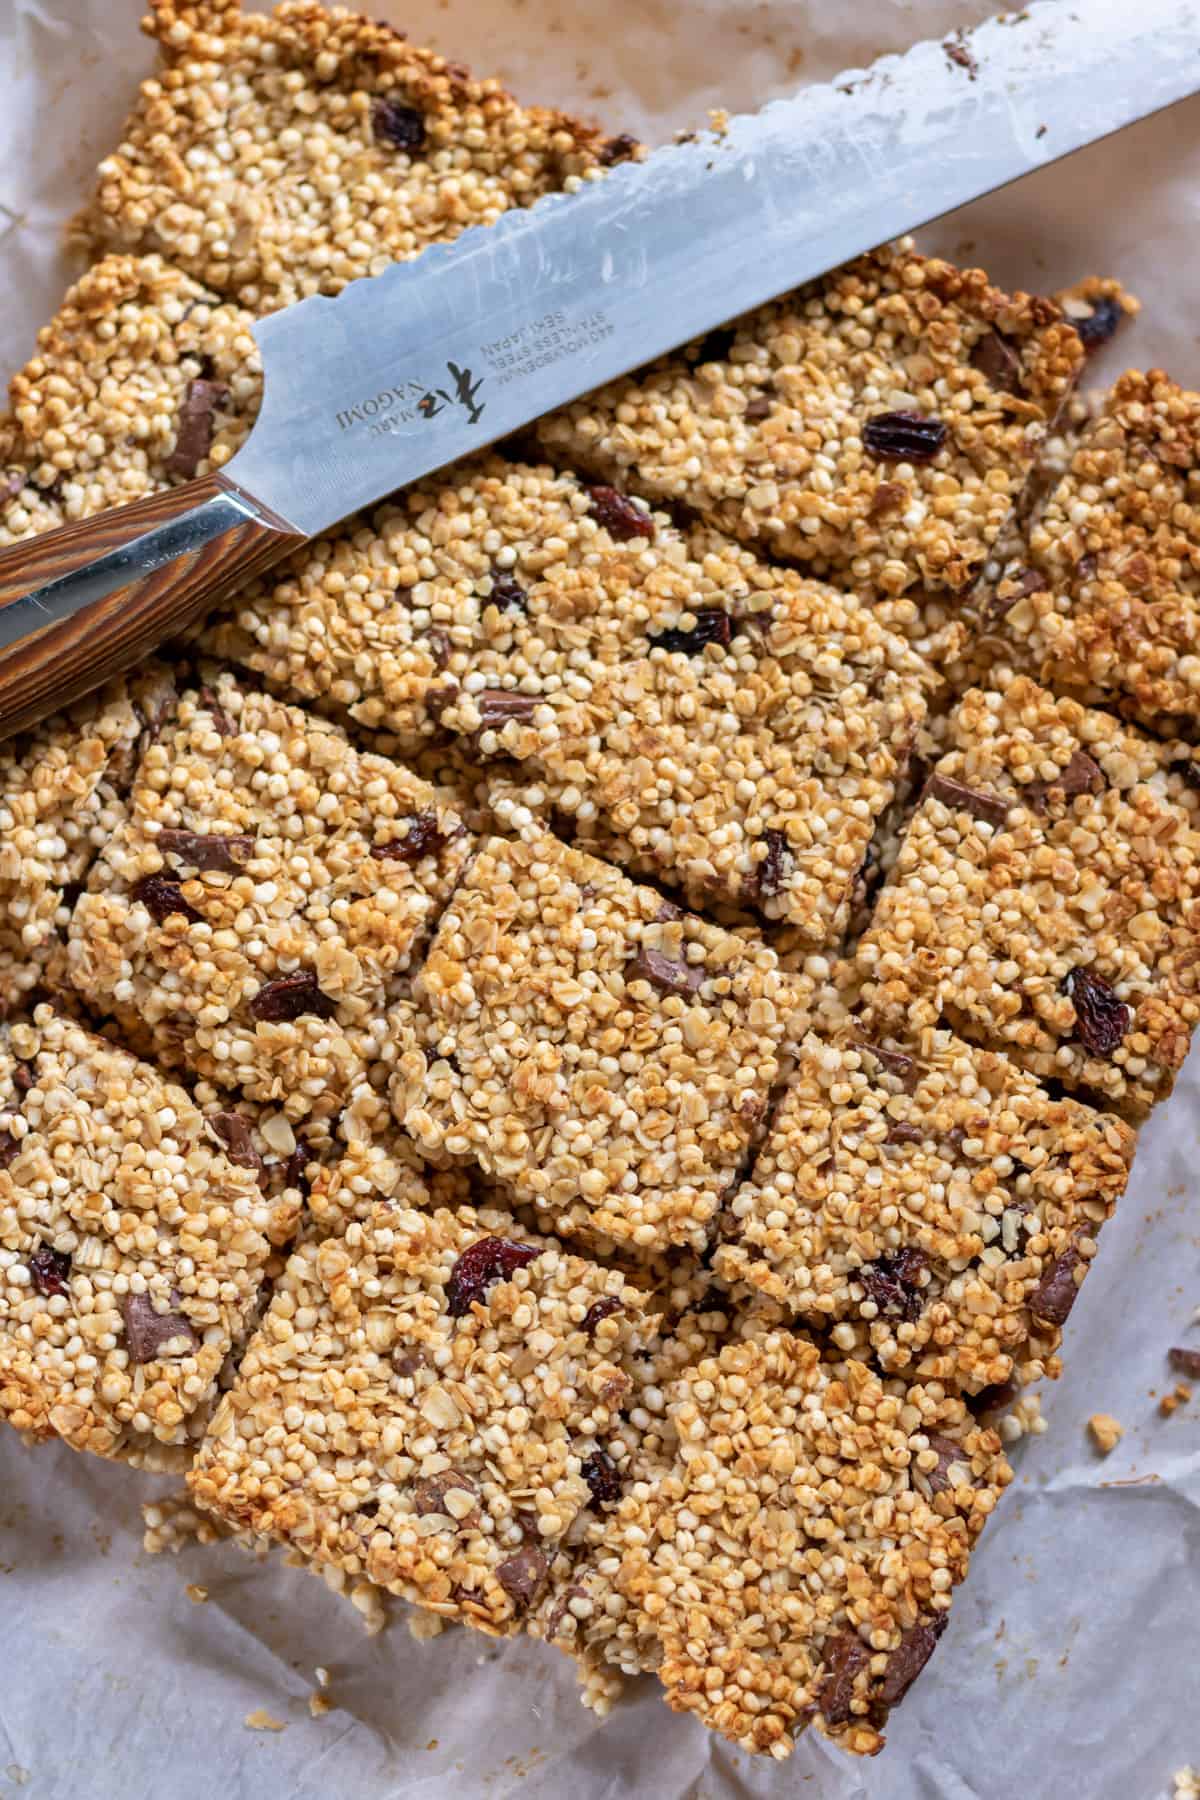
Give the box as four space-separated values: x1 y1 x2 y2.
205 457 930 937
616 1329 1010 1758
68 670 471 1122
0 667 175 1004
392 830 807 1255
535 240 1084 599
75 0 623 316
0 256 259 545
714 1030 1134 1392
0 1007 277 1460
853 676 1200 1118
188 1198 653 1634
990 371 1200 734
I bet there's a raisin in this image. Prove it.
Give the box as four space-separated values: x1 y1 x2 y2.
648 608 732 656
131 874 203 927
1028 1246 1084 1326
923 771 1010 829
879 1617 947 1707
817 1631 871 1727
745 827 790 905
445 1236 539 1318
582 1449 621 1509
1168 1346 1200 1379
207 1111 264 1175
599 132 639 166
285 1141 314 1188
412 1470 479 1525
695 325 737 364
1025 749 1105 809
120 1291 198 1363
248 970 337 1023
28 1244 72 1297
158 829 256 873
489 569 527 613
970 329 1023 394
629 946 705 998
580 1296 624 1338
477 690 537 731
370 809 446 863
165 378 229 479
1076 295 1124 351
858 1248 927 1322
1061 967 1130 1057
586 484 654 541
495 1545 549 1611
863 411 947 464
372 96 427 151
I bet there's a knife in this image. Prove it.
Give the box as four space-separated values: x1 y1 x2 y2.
0 0 1196 743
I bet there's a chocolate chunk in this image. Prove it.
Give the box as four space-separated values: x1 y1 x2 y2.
580 1296 624 1338
426 627 452 671
157 829 256 873
921 1432 970 1496
1061 967 1131 1057
445 1236 539 1318
489 569 527 613
12 1062 34 1095
372 96 427 151
854 1041 919 1091
654 898 684 922
477 689 537 731
858 1248 927 1322
197 686 234 737
968 1377 1019 1418
923 771 1010 828
370 809 447 863
586 484 655 541
817 1631 871 1727
879 1617 948 1708
207 1111 264 1175
1028 1246 1084 1326
0 1130 18 1169
863 411 948 464
28 1244 72 1297
696 325 737 364
248 970 337 1023
495 1544 549 1611
648 608 732 656
885 1121 925 1146
1176 759 1200 792
629 946 705 998
599 132 639 166
131 874 203 927
1075 296 1124 351
285 1141 314 1188
744 393 772 422
971 329 1024 394
412 1469 480 1526
165 378 228 479
1168 1346 1200 1379
1025 749 1105 809
120 1291 198 1363
745 828 790 905
582 1448 621 1509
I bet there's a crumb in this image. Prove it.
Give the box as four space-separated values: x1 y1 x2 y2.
1174 1769 1200 1800
244 1710 285 1732
1087 1413 1123 1455
185 1583 209 1604
1160 1384 1193 1416
308 1694 332 1719
426 1739 439 1752
314 1666 330 1689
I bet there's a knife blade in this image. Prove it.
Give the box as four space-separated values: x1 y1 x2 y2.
0 0 1197 741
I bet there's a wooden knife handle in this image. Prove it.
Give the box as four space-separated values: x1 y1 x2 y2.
0 472 304 743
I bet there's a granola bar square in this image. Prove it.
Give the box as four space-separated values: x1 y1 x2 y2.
68 670 471 1122
188 1198 652 1635
0 1008 276 1460
714 1031 1134 1392
392 830 807 1254
853 677 1200 1118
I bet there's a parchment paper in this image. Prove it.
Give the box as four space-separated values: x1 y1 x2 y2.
1 3 1198 1796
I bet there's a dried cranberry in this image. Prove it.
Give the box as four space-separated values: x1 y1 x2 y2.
863 411 948 464
372 97 427 152
445 1236 539 1318
582 1448 621 1509
157 829 256 873
370 809 447 863
879 1616 947 1707
580 1296 624 1337
131 874 203 927
1061 967 1130 1057
28 1244 72 1297
586 484 655 541
629 946 705 998
648 608 732 656
1168 1346 1200 1379
165 378 228 480
817 1631 870 1726
1076 296 1124 351
858 1248 927 1322
489 569 527 613
248 970 337 1023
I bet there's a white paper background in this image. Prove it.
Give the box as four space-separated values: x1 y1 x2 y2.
1 2 1198 1796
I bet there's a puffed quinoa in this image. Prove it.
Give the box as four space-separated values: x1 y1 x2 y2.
854 676 1200 1119
188 1198 653 1634
73 0 623 315
0 1007 277 1460
0 666 175 1003
536 240 1084 600
390 829 809 1255
67 669 471 1122
203 457 930 937
715 1030 1134 1392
